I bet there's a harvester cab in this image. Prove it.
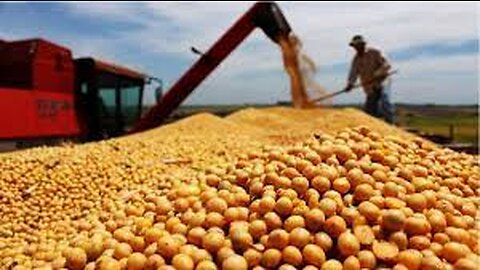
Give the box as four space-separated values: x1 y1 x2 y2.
74 58 146 140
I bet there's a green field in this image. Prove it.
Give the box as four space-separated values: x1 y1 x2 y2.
396 105 478 145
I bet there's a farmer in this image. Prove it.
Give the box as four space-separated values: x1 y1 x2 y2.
343 35 395 123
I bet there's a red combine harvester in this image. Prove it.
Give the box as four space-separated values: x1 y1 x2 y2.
0 39 149 146
0 2 300 149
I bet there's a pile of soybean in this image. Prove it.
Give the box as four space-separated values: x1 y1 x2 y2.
6 125 478 269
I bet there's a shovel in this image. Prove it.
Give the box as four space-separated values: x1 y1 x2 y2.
312 70 398 103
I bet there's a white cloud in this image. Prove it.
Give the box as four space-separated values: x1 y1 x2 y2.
397 54 477 75
280 2 477 64
392 54 478 104
64 2 477 64
61 2 478 105
65 2 149 24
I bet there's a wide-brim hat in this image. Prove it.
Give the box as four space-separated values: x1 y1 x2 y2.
349 35 366 46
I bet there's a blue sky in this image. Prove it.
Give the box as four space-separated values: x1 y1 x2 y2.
1 2 478 105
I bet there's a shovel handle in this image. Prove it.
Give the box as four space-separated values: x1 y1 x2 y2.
312 70 398 103
312 89 348 102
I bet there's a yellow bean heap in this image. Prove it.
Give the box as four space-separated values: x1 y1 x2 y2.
0 107 478 270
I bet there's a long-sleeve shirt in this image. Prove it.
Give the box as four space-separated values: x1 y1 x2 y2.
348 47 391 94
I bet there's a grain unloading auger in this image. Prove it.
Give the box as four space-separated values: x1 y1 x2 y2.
132 2 307 133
